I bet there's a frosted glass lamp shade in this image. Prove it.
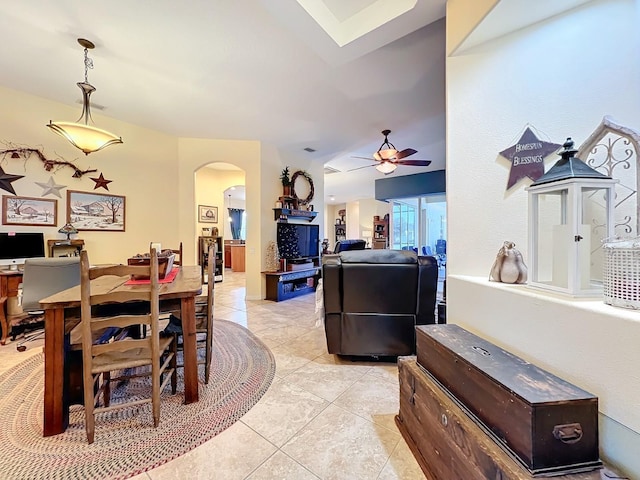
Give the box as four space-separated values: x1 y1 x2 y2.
376 162 397 174
47 121 123 155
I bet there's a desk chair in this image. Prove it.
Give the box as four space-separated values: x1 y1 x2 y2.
11 257 81 349
165 243 215 383
79 248 177 444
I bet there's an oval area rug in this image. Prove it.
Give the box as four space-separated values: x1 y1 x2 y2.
0 319 275 480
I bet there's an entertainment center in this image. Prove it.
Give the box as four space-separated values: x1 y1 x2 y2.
264 222 321 302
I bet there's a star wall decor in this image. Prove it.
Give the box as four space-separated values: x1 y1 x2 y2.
499 127 562 190
91 173 112 191
0 165 24 195
35 176 66 198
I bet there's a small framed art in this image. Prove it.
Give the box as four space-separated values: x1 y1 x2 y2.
198 205 218 223
2 195 57 226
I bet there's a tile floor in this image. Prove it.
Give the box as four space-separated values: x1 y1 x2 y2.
0 270 426 480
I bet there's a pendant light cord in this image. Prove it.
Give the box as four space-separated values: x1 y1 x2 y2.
83 47 93 83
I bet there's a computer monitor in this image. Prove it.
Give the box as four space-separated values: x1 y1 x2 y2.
0 232 46 270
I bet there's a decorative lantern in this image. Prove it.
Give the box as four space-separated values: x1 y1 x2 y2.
526 138 618 296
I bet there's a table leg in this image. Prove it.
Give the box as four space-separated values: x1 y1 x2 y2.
43 308 68 436
181 296 199 403
0 296 7 345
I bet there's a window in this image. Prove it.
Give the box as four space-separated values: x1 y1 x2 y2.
392 201 417 250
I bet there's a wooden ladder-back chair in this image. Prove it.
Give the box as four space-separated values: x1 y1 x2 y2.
167 242 215 383
170 242 183 266
79 248 177 444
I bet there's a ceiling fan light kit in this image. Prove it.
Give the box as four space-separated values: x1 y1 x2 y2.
47 38 123 155
349 129 432 174
375 162 397 174
374 129 398 160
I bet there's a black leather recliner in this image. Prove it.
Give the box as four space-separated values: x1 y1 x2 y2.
322 249 438 357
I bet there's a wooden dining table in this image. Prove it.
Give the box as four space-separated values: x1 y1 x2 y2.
39 265 203 437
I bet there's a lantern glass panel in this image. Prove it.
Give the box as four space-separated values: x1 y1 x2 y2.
535 189 568 289
580 186 609 288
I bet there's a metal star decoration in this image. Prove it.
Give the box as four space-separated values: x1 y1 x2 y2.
35 176 67 198
499 127 561 190
0 165 24 194
90 173 112 191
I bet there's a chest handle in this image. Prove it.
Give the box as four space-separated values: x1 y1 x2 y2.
553 423 583 444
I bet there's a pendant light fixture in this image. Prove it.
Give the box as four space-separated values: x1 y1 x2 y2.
47 38 123 155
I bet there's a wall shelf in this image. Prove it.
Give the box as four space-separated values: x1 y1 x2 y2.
273 208 317 222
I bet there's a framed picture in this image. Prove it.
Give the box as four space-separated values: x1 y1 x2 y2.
2 195 57 226
67 190 126 232
198 205 218 223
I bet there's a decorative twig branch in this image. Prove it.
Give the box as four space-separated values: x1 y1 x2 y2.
0 142 97 178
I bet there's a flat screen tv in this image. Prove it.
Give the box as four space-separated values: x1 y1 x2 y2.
0 232 45 270
276 223 319 259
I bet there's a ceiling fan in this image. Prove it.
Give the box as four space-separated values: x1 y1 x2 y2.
350 129 432 174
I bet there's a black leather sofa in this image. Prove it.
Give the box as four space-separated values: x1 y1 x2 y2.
333 239 366 253
322 249 438 357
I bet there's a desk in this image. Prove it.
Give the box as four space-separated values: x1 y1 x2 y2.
39 265 202 437
0 270 23 345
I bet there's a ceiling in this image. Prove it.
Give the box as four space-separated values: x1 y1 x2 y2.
0 0 447 205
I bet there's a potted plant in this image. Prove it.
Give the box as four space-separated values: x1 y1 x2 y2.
280 166 292 196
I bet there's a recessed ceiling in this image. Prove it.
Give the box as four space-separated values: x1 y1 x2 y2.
452 0 597 54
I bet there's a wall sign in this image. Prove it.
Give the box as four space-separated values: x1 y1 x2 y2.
499 127 561 190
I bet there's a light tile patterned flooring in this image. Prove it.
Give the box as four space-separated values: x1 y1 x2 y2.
0 270 426 480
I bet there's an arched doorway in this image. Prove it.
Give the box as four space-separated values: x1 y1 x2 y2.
194 162 246 289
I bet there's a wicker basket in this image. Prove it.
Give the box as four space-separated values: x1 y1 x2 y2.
603 238 640 309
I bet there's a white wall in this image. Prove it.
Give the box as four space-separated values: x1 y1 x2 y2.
447 0 640 476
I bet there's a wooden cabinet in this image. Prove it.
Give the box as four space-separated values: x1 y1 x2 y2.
198 236 223 283
47 239 84 257
230 245 246 272
224 239 244 269
373 217 388 249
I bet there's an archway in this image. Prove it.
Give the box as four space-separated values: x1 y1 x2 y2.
194 162 246 289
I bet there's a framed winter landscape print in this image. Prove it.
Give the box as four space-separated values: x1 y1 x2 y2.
66 190 126 232
198 205 218 223
2 195 57 226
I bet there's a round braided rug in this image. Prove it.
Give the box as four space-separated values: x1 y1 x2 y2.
0 319 275 480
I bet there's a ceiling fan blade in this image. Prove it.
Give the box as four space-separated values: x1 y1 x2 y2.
395 148 417 160
346 164 377 172
395 159 432 166
351 155 377 161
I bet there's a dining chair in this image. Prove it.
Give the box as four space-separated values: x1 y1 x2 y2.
79 248 177 444
165 242 215 383
170 242 183 266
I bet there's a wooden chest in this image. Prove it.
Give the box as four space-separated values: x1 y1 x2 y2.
397 357 612 480
415 324 601 476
